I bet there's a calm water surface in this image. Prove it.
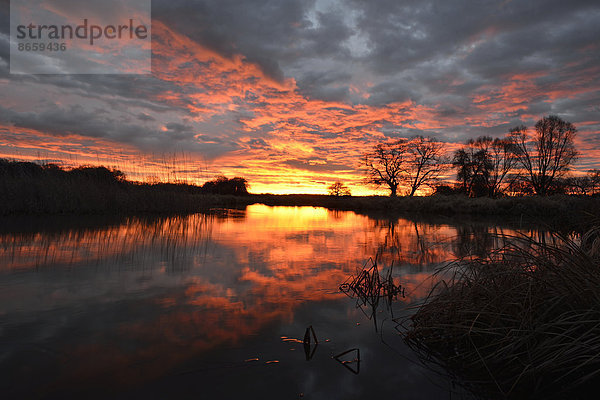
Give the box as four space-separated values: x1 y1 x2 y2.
0 205 528 399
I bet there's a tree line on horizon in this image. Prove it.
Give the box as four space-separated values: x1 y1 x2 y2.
355 115 600 198
0 159 249 196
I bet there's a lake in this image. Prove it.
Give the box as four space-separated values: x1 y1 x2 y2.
0 205 536 399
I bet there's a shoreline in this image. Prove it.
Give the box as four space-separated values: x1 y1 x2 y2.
2 190 598 228
2 160 598 228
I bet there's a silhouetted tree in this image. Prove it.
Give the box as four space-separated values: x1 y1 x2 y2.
507 178 535 196
563 177 591 195
363 137 448 196
562 172 600 196
509 116 578 196
434 184 459 195
403 136 447 196
453 148 473 194
452 134 525 197
547 178 570 195
363 141 406 196
70 166 126 183
452 224 496 259
202 176 248 195
328 181 351 196
486 137 520 197
588 169 600 195
452 137 492 197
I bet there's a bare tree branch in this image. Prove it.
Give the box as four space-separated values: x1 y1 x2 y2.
362 140 407 197
509 116 578 196
403 136 448 196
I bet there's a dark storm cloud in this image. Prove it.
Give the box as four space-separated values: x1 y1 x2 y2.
152 0 313 82
5 0 597 113
0 70 180 114
152 0 357 95
0 42 184 118
148 0 600 126
346 0 600 109
0 104 238 156
294 68 354 102
1 104 147 141
350 0 597 72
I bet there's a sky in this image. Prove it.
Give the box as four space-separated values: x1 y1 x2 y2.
0 0 599 194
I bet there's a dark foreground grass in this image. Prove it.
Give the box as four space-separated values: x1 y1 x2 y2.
402 226 600 399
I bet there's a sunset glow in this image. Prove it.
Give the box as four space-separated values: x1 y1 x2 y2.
1 1 599 194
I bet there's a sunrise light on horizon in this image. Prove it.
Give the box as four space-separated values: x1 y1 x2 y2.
1 0 599 195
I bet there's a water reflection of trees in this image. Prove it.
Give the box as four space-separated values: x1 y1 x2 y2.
369 216 560 268
370 218 452 267
452 225 507 259
452 224 563 260
0 213 225 272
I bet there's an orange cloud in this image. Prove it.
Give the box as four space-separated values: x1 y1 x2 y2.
1 21 598 194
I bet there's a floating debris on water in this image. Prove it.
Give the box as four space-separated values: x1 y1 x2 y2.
303 325 319 361
303 325 318 345
333 348 360 374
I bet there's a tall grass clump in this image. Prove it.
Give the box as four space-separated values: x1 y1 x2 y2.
403 225 600 399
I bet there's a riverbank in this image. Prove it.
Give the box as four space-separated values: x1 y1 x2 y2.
2 160 599 226
253 192 599 218
3 184 599 224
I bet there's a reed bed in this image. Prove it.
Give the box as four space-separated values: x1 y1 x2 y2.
0 159 248 215
402 226 600 398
